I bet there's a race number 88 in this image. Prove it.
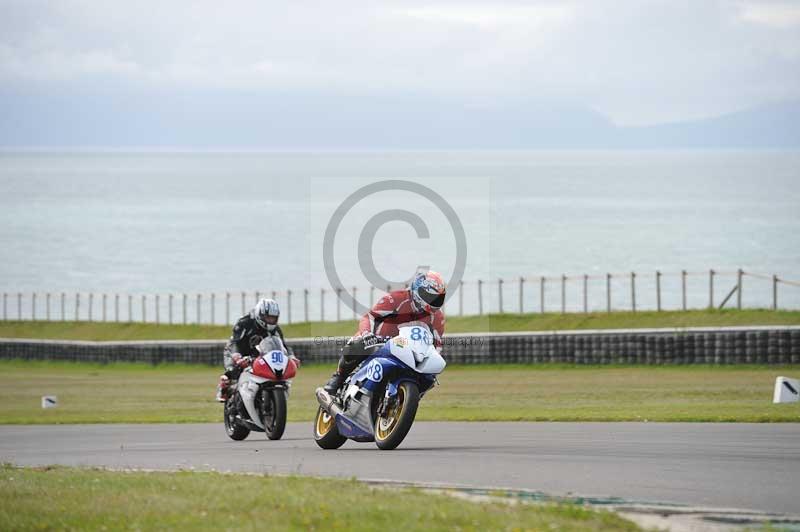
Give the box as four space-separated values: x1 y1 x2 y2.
367 360 383 382
410 327 429 344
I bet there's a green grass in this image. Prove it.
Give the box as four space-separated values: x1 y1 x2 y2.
0 309 798 341
1 360 797 424
0 465 639 532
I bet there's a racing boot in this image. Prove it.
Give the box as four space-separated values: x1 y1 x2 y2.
322 357 359 394
323 372 345 394
215 375 230 402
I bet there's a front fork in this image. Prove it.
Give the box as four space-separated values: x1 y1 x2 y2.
376 380 403 417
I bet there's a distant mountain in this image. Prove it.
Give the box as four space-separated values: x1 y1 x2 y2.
0 88 797 149
620 101 800 148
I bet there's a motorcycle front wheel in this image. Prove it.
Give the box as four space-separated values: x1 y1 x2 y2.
374 381 420 450
313 406 347 449
224 396 250 441
261 388 287 440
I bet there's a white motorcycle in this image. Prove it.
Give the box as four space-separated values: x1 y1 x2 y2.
315 324 446 450
224 336 299 441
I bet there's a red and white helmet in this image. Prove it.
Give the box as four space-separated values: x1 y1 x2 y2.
410 270 446 313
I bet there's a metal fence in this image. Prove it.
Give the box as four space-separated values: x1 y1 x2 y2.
2 269 799 325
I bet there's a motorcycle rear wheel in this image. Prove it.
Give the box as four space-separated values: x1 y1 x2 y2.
224 397 250 441
313 406 347 449
262 388 287 440
374 381 419 450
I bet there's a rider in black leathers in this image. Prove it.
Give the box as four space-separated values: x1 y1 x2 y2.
215 298 287 402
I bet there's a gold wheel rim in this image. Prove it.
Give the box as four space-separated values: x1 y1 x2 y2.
316 409 334 436
376 386 405 440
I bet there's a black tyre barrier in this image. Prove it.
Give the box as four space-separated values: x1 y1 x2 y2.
0 327 798 366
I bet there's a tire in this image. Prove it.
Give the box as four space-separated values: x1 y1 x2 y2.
262 388 287 441
313 406 347 449
224 397 250 441
374 381 420 450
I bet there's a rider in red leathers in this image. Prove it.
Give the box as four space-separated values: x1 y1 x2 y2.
323 270 447 394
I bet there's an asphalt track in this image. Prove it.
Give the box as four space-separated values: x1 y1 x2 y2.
1 422 798 515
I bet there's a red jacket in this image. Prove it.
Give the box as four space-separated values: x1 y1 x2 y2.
357 289 445 349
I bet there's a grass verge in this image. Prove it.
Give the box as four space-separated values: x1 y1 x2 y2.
0 465 639 531
0 360 797 423
0 309 798 341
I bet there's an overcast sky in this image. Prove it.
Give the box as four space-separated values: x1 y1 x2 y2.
1 0 799 144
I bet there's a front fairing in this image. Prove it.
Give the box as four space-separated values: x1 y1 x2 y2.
349 344 437 395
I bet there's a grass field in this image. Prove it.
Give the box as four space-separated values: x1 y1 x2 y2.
1 360 797 424
0 465 639 531
1 308 798 341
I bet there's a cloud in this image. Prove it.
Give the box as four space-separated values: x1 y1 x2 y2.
0 0 798 126
738 1 800 28
398 4 574 29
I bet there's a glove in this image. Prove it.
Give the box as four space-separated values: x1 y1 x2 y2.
232 353 251 369
360 332 381 349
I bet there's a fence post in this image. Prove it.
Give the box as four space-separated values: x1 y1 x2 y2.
304 289 309 323
61 293 66 321
352 287 357 319
46 293 51 321
477 279 483 315
225 292 230 324
630 272 636 312
128 295 133 323
182 294 187 324
561 275 566 314
336 288 342 321
156 294 160 324
709 269 715 309
370 286 375 308
737 269 743 309
241 292 246 315
606 274 611 312
321 288 326 321
271 290 276 302
773 275 778 310
141 295 146 323
519 277 524 314
210 293 215 325
498 278 504 313
88 293 93 322
32 293 37 321
115 294 119 322
459 281 464 316
583 275 588 313
169 294 174 324
196 294 201 324
540 276 545 313
75 293 79 321
102 293 107 322
656 271 662 312
287 290 292 324
256 291 261 303
681 270 687 310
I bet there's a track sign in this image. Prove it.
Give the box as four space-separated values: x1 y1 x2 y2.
41 395 58 409
773 377 799 404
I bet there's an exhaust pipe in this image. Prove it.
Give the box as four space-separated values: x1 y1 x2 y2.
316 387 345 418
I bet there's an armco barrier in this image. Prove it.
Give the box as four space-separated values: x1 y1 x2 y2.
1 326 799 365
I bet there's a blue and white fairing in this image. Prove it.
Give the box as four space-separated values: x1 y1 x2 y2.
333 325 446 441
